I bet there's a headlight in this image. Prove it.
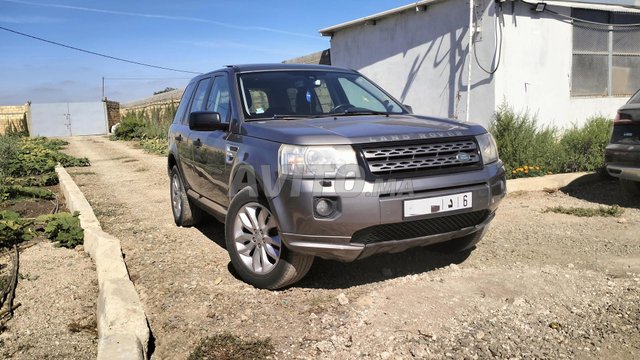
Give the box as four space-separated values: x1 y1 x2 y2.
476 133 499 164
279 144 361 178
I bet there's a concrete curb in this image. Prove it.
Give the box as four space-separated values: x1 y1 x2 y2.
506 171 601 194
56 166 149 360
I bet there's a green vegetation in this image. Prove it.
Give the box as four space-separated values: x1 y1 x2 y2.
112 104 176 155
188 333 275 360
543 205 623 217
0 210 84 248
0 134 89 248
490 103 613 179
38 212 84 248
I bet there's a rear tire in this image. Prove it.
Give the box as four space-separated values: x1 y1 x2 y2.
170 165 203 226
431 228 486 253
620 179 640 196
225 187 313 289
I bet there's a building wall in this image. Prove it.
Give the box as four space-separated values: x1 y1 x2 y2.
104 100 121 131
120 89 183 117
329 0 498 127
495 3 630 128
0 104 29 135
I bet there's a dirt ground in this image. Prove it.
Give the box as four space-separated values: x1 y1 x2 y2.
63 136 640 359
0 188 98 359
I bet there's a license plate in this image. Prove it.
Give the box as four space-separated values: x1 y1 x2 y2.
404 192 472 217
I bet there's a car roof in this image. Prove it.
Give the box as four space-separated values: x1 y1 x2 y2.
202 63 356 76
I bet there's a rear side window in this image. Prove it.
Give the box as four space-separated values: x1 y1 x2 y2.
174 82 196 124
190 78 212 114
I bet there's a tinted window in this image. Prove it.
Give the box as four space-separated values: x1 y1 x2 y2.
205 75 231 123
174 82 196 124
190 78 211 113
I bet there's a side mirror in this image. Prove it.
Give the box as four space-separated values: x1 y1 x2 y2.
189 111 228 131
403 104 413 114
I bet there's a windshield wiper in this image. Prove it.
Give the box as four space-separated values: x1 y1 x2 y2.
334 109 390 117
245 114 313 121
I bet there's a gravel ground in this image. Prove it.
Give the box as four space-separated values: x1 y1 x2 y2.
63 136 640 360
0 241 98 359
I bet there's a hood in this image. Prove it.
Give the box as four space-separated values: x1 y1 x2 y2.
240 115 487 145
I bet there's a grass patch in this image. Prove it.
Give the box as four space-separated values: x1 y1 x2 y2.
188 333 275 360
544 205 624 217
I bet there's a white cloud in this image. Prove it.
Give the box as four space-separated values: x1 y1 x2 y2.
3 0 323 40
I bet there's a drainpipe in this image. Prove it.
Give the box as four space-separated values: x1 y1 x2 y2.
466 0 474 123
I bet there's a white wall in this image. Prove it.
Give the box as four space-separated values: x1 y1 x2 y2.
329 1 632 130
329 0 498 127
495 3 628 128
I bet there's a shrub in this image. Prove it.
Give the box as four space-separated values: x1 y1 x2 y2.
557 116 612 173
490 104 613 178
114 104 175 155
489 104 560 176
113 114 146 140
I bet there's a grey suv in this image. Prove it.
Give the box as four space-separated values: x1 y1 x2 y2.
168 64 505 289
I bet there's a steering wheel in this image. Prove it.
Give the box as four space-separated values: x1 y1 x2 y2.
330 103 355 113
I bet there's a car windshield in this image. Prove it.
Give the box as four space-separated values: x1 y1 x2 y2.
238 70 406 120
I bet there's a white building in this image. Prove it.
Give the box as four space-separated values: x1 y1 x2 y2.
320 0 640 128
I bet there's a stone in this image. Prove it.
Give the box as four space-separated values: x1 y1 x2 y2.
337 293 349 306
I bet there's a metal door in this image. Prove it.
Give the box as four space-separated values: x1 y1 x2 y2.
30 102 108 137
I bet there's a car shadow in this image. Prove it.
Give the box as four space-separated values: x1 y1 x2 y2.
195 215 226 249
561 175 640 209
195 214 473 289
296 247 472 290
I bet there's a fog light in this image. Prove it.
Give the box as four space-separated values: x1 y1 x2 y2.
314 198 335 217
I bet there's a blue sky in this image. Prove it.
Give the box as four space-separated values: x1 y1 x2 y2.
0 0 411 105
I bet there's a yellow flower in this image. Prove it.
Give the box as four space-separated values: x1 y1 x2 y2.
524 170 529 174
535 166 540 171
547 171 553 175
524 165 529 170
516 167 523 172
512 170 516 174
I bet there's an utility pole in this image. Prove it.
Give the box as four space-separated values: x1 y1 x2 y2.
102 76 105 100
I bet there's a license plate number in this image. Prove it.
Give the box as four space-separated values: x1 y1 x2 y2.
404 192 472 217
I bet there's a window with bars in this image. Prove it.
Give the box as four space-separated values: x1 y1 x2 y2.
571 8 640 97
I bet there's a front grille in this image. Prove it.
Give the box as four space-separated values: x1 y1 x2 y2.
361 139 481 176
351 210 490 245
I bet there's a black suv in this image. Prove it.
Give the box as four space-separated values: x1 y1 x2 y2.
168 64 505 289
605 90 640 195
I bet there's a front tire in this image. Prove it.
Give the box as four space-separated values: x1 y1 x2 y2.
170 165 203 226
225 188 313 289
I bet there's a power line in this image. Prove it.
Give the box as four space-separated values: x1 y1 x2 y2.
0 25 202 74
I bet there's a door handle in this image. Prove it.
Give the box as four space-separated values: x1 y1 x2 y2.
193 139 202 147
174 134 183 142
225 144 239 164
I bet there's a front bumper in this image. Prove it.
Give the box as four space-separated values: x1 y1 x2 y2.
270 162 506 261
